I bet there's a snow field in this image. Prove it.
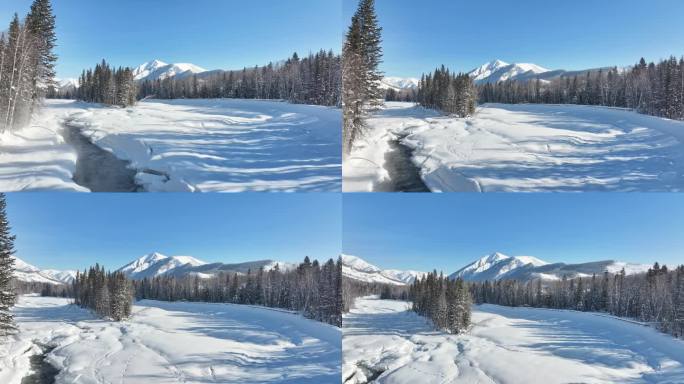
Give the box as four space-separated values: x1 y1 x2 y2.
0 295 341 384
343 296 684 384
344 102 684 192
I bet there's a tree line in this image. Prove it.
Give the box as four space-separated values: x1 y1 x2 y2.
417 66 477 117
0 0 57 133
479 56 684 121
341 277 409 313
0 194 17 336
470 263 684 339
137 50 341 107
73 264 133 321
75 60 137 107
409 271 472 334
342 0 384 155
133 256 343 327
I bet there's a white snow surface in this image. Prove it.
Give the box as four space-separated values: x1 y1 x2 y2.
344 102 684 192
47 98 340 192
343 296 684 384
0 295 341 384
342 255 426 286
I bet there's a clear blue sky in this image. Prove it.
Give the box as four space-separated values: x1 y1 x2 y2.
343 0 684 78
0 0 342 79
5 193 341 271
343 194 684 274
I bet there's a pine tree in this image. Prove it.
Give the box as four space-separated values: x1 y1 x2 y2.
26 0 57 101
0 194 17 336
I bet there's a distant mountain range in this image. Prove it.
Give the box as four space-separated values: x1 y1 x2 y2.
13 252 298 285
382 59 613 90
13 256 77 285
343 253 652 286
342 254 427 285
380 77 420 91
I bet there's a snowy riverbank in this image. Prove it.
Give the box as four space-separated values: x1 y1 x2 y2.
1 99 341 192
343 102 684 192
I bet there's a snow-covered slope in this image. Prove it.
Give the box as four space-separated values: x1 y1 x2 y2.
343 297 684 383
133 59 207 81
469 59 549 84
12 256 74 285
1 295 341 384
342 254 426 285
380 77 420 91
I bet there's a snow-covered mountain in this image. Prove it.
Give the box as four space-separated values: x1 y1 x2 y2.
12 256 76 284
342 254 427 286
380 77 420 91
117 252 298 280
450 252 651 282
53 78 79 94
469 60 549 84
133 60 207 81
117 252 208 279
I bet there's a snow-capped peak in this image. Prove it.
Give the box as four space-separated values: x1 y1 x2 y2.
133 60 207 81
342 254 427 285
133 60 169 80
118 252 208 279
450 252 549 281
469 60 510 81
469 60 550 84
119 252 169 274
380 77 420 91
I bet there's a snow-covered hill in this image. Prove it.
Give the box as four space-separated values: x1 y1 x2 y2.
342 254 426 285
133 59 207 81
469 59 549 84
12 256 75 285
380 77 420 91
450 252 651 282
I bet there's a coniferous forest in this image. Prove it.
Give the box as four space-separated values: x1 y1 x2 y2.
72 265 133 321
342 0 384 155
137 51 341 107
0 0 57 133
479 56 684 121
470 263 684 339
410 272 472 334
75 60 137 107
0 194 17 336
132 256 343 327
417 66 477 117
